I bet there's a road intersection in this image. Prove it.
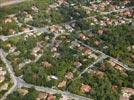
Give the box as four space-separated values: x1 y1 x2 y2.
0 5 134 100
0 49 92 100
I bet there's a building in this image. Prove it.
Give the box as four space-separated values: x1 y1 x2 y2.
65 72 74 79
74 61 82 68
4 18 12 23
42 61 52 68
37 92 48 100
80 84 92 93
58 80 66 88
18 88 29 96
120 87 134 100
47 95 55 100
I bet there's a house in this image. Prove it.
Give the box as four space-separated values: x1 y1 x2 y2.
27 32 34 36
52 40 60 48
114 64 124 71
124 0 131 4
74 61 82 68
97 29 104 35
6 43 11 49
107 59 116 67
65 72 74 79
120 96 128 100
94 40 102 46
131 54 134 60
21 27 30 32
80 84 92 93
95 71 104 77
47 95 55 100
49 25 56 32
24 14 33 22
42 61 52 68
93 17 98 23
99 64 106 71
58 80 66 88
106 20 113 25
32 46 41 56
90 22 95 26
127 45 134 51
79 33 86 40
114 21 119 26
87 69 94 73
18 88 28 96
108 59 124 71
0 76 5 83
132 45 134 49
32 73 38 79
0 83 8 91
122 87 134 95
64 24 74 32
120 87 134 100
71 41 80 48
52 52 60 58
51 47 57 52
44 36 50 41
4 18 12 23
0 67 2 71
88 54 98 60
120 20 126 24
98 3 105 11
123 9 132 17
31 6 39 12
9 29 16 34
9 46 16 53
79 46 85 51
57 0 64 5
112 85 118 90
8 14 15 18
84 49 92 55
37 92 48 100
91 4 97 11
100 20 106 26
0 70 6 76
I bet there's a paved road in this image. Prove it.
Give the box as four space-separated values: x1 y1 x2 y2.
0 48 92 100
21 81 92 100
0 49 17 100
0 6 133 41
77 40 134 71
79 55 107 77
0 29 38 41
0 0 29 7
63 6 134 25
0 27 50 41
0 3 134 99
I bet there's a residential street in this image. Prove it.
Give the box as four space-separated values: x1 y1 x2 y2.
0 0 29 7
0 6 133 41
79 55 107 77
0 49 92 100
77 40 134 71
0 2 134 99
0 49 17 100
